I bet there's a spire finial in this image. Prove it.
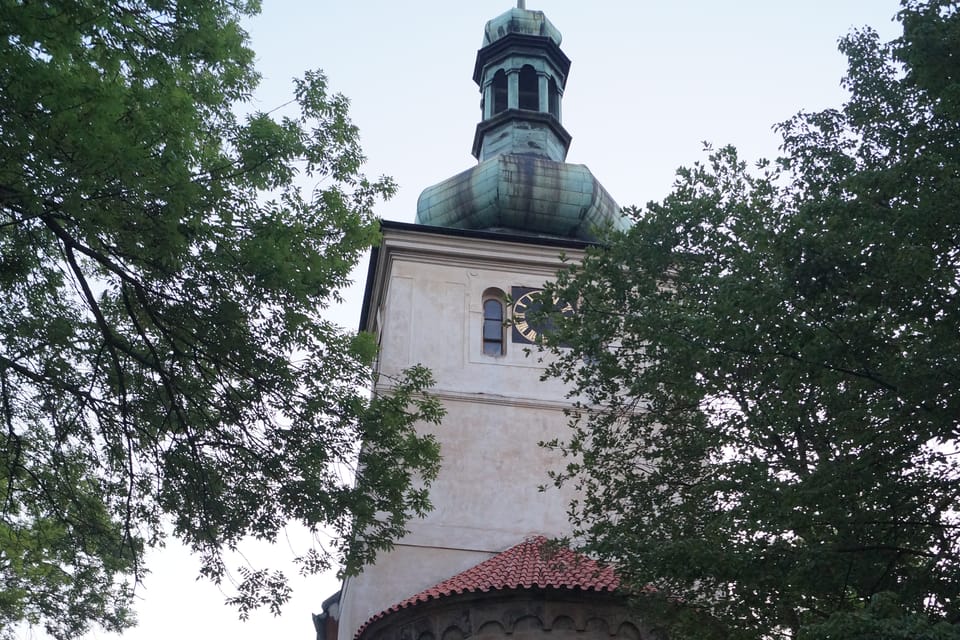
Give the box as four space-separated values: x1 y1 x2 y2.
517 0 525 8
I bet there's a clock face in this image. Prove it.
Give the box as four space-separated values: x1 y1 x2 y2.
511 287 575 344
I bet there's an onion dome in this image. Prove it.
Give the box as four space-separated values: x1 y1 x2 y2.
482 7 562 47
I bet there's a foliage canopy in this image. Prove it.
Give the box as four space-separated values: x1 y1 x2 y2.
540 1 960 638
0 1 442 637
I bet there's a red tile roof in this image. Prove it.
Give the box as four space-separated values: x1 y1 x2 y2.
356 536 620 638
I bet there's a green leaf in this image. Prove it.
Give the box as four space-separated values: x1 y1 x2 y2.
0 1 437 637
539 3 960 639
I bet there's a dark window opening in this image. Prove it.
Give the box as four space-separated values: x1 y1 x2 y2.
548 77 559 118
492 70 507 114
483 298 505 356
519 65 538 111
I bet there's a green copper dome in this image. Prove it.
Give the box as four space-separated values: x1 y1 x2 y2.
416 155 626 240
482 7 562 48
414 5 628 241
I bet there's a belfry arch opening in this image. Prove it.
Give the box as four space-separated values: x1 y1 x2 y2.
492 70 507 114
548 77 559 118
518 65 538 111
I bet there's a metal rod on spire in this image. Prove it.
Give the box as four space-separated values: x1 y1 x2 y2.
518 0 525 8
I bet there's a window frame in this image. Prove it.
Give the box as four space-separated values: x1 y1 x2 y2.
481 291 506 357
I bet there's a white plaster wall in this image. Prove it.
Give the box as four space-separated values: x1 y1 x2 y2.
338 231 585 640
376 249 576 401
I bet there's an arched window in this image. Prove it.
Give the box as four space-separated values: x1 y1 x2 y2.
548 77 559 118
518 65 538 111
482 296 505 356
492 70 508 115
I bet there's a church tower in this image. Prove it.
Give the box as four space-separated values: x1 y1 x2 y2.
319 7 643 640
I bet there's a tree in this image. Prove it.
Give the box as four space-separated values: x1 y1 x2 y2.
539 1 960 638
0 1 442 638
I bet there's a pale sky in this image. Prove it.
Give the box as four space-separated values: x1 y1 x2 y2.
21 2 904 639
